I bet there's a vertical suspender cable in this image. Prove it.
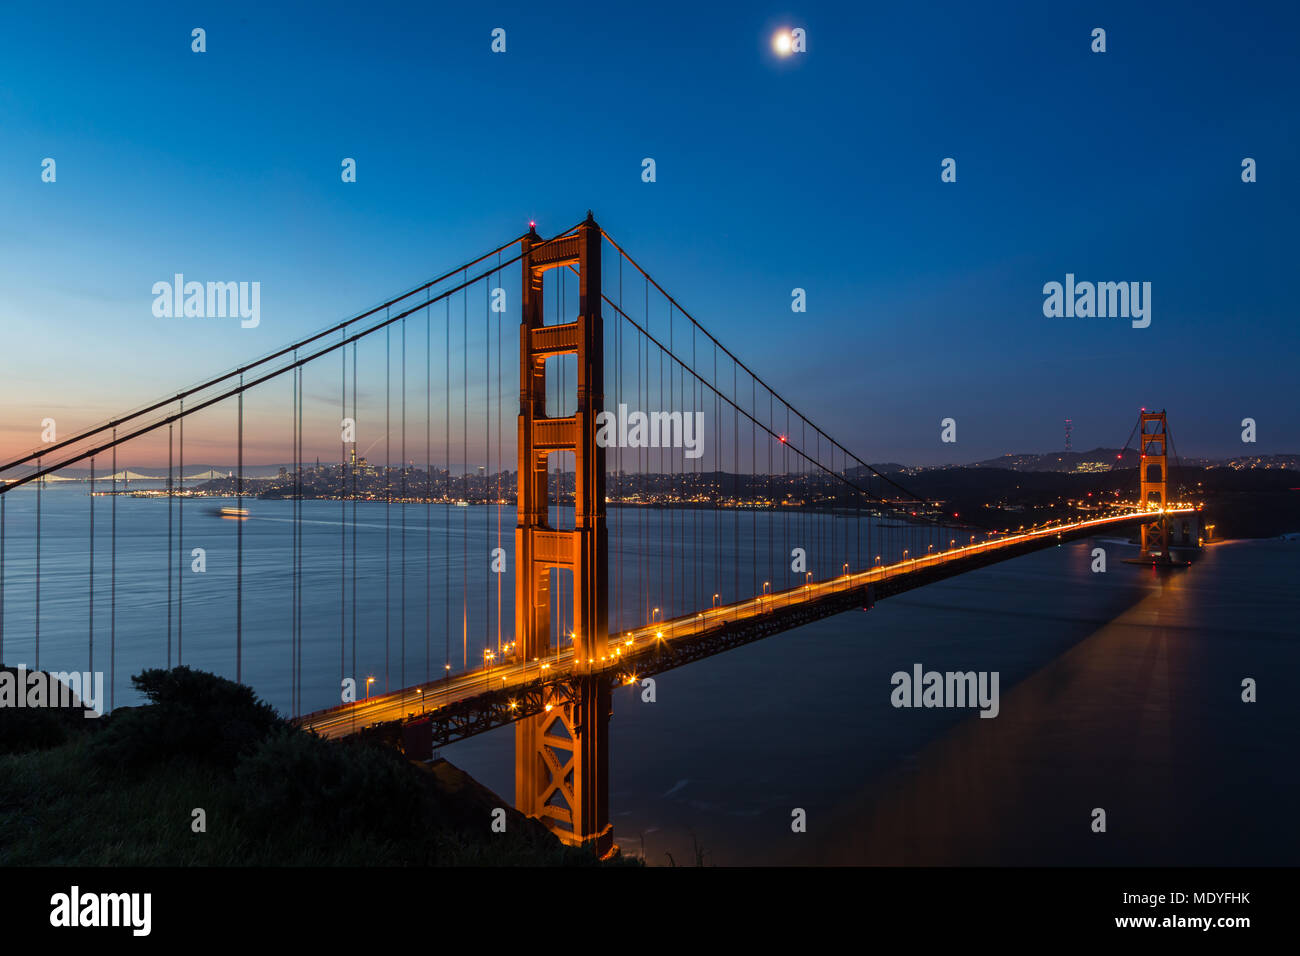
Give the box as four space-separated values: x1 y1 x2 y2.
616 252 622 632
462 274 468 669
462 275 470 666
351 341 358 691
110 439 116 709
341 330 346 687
735 364 741 595
1 489 5 664
297 365 304 711
34 456 41 670
485 279 491 658
445 297 450 674
291 367 298 713
88 457 94 675
426 300 432 682
178 399 184 664
290 368 297 712
694 323 700 614
385 321 391 692
402 313 407 692
646 300 650 622
237 376 244 683
667 302 673 624
496 256 503 656
167 424 173 667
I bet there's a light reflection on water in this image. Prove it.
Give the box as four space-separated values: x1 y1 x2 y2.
450 537 1300 866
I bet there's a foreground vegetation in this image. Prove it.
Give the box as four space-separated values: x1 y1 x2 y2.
0 667 631 866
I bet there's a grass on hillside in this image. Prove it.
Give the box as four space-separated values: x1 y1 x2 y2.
0 666 635 867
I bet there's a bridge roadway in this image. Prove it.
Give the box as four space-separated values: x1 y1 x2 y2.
294 508 1195 744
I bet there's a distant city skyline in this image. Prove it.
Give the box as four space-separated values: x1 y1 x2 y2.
8 446 1297 479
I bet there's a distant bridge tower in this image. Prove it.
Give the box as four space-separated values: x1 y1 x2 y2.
513 213 612 854
1138 410 1169 562
1064 419 1072 453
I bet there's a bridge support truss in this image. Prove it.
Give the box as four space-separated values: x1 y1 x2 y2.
513 214 613 854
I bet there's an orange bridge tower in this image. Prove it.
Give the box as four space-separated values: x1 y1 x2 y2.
1138 410 1170 563
513 213 612 854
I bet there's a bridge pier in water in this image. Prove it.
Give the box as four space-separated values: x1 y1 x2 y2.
513 214 613 855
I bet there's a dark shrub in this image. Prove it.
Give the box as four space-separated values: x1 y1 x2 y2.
0 706 69 755
0 668 100 755
235 729 426 843
91 666 283 772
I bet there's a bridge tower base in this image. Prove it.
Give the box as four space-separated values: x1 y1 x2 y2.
513 214 612 855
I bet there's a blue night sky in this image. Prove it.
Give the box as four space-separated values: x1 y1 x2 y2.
1 0 1296 465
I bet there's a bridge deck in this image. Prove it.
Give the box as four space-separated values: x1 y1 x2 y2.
294 508 1195 743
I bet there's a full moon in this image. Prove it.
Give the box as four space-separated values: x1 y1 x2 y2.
773 30 792 56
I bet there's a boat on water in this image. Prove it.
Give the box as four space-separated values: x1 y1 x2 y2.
218 506 249 519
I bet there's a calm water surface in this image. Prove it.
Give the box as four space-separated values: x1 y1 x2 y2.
3 485 1296 865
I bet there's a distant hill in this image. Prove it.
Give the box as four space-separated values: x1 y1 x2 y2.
963 449 1299 474
967 447 1138 473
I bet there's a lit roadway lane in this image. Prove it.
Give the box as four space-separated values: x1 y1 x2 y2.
295 508 1195 740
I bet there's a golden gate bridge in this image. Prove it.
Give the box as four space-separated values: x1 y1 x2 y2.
0 213 1197 855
